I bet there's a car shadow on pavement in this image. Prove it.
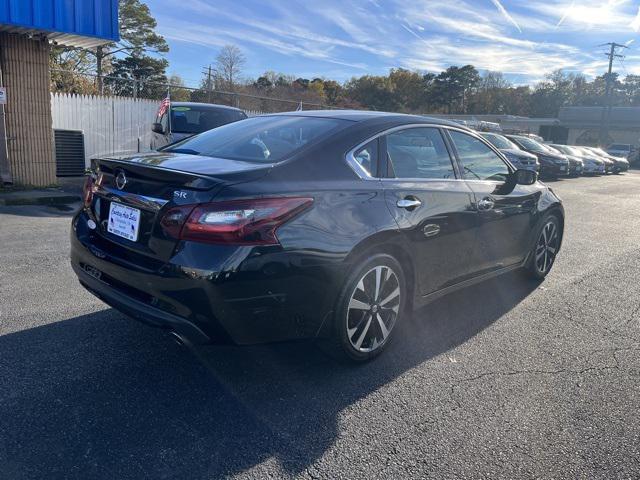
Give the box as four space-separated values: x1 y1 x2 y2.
0 203 80 218
0 271 538 479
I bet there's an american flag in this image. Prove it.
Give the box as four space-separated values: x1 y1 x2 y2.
157 95 170 117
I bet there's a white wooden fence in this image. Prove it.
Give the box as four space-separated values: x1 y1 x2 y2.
51 93 265 169
51 93 161 167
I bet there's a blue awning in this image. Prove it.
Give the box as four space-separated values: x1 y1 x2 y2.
0 0 119 48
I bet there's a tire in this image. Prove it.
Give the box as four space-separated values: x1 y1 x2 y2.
525 214 562 280
324 253 407 363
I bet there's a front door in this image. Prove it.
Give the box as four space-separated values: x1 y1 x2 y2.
381 126 479 296
446 129 539 271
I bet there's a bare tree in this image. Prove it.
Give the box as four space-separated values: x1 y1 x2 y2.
214 45 246 92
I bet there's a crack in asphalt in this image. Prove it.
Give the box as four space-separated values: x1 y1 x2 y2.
449 347 640 405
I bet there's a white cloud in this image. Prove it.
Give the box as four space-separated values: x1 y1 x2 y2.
490 0 522 32
153 0 640 83
630 6 640 32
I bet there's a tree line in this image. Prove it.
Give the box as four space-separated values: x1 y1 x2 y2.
50 0 640 118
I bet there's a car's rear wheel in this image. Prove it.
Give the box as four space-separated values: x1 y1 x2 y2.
526 214 561 280
326 254 406 362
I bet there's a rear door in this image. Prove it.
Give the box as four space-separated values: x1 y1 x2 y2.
445 129 539 271
380 126 479 296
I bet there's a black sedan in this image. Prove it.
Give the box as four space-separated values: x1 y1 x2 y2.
506 135 570 178
71 111 564 362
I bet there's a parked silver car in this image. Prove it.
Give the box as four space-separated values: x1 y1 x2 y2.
585 147 629 173
479 132 539 172
568 146 607 174
574 146 615 173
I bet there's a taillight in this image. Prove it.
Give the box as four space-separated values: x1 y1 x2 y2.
83 172 104 208
82 175 94 207
160 197 313 245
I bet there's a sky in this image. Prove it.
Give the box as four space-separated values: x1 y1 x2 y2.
146 0 640 87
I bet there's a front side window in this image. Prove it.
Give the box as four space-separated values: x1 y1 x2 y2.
449 130 509 182
385 127 455 179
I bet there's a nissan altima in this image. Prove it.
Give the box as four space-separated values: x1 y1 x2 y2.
71 111 564 362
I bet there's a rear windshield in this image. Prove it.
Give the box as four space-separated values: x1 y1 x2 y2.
550 145 570 154
163 115 349 163
170 106 247 134
482 133 518 150
510 136 547 153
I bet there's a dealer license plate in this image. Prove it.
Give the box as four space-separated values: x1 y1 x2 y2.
107 202 141 241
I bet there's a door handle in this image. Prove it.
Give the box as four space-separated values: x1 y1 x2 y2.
423 223 441 237
477 197 495 211
397 197 422 209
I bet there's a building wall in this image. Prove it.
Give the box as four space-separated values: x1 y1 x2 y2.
567 127 640 147
0 32 55 185
51 93 159 166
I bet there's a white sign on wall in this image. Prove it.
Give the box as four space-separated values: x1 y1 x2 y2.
0 87 6 104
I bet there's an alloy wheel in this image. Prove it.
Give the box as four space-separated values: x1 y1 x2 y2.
346 265 401 353
535 220 559 274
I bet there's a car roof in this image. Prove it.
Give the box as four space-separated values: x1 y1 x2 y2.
171 102 245 112
267 109 462 127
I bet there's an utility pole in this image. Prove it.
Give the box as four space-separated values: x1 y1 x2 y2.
599 42 627 146
201 65 214 103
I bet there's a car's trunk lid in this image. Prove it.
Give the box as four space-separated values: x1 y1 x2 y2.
90 152 271 262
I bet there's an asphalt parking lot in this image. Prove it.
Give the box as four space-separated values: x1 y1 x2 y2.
1 173 639 479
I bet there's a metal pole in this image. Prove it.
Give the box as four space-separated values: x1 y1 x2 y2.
599 42 627 146
0 43 11 184
207 65 212 103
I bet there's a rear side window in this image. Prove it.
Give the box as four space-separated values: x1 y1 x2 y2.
164 115 349 163
353 139 378 177
385 127 455 179
449 131 509 182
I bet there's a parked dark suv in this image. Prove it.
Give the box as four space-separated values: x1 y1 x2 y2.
151 102 247 149
72 111 564 361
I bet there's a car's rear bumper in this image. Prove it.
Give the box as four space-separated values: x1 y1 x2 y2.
583 164 605 174
569 164 583 176
540 163 569 177
71 210 343 345
73 261 211 344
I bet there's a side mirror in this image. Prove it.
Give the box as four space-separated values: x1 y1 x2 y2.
514 169 537 185
152 122 165 134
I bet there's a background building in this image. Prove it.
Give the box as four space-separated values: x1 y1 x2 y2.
0 0 118 186
559 106 640 148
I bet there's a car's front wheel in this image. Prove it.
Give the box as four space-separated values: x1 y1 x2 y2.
327 254 407 362
526 214 562 280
